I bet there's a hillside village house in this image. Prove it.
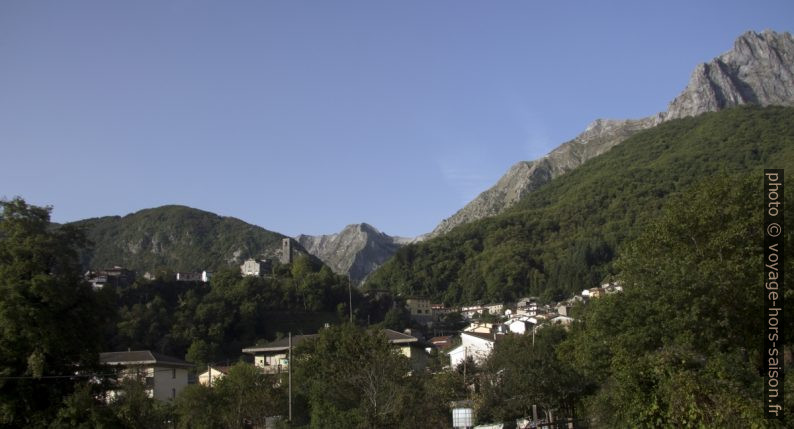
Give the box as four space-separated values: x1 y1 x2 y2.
556 303 572 317
516 297 539 309
428 335 454 352
100 350 192 401
175 270 211 282
197 366 230 387
448 331 504 367
405 297 434 324
243 334 317 374
506 318 536 335
551 315 575 327
242 329 425 373
240 258 272 277
85 266 136 289
463 321 496 334
431 303 450 316
483 303 504 315
460 305 485 319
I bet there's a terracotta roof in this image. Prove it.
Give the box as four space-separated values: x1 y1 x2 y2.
100 350 193 368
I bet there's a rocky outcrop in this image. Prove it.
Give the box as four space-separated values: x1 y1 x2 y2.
296 223 412 285
430 30 794 237
431 116 660 235
665 30 794 120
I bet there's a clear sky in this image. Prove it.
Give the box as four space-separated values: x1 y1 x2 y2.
1 1 792 237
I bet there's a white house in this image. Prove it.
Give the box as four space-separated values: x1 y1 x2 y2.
516 297 538 308
506 318 535 335
463 322 496 334
243 334 317 374
483 303 504 315
448 331 503 367
242 329 424 373
175 270 211 283
197 366 230 387
460 305 485 319
100 350 192 401
550 315 575 327
405 297 434 324
240 258 272 277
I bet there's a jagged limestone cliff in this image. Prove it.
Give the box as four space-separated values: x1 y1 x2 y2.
296 224 412 285
300 30 794 283
430 30 794 237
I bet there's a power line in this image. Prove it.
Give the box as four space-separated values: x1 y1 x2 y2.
0 366 193 380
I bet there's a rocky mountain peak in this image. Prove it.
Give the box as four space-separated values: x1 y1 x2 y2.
429 30 794 238
296 223 408 285
664 30 794 120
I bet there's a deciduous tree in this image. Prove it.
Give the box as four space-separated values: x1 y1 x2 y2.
0 198 109 426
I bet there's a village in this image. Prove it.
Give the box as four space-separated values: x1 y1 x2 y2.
86 242 623 428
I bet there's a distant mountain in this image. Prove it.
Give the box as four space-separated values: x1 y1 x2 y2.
296 224 415 285
368 105 794 304
430 30 794 237
70 205 310 274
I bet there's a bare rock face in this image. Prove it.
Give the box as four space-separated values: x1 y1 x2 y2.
301 31 794 282
430 30 794 237
665 30 794 120
296 223 411 285
431 116 660 236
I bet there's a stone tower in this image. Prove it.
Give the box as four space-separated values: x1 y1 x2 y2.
280 238 293 264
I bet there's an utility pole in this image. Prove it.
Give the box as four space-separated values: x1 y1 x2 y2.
288 332 292 422
463 347 467 394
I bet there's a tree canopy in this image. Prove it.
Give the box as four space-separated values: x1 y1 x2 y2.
559 174 794 427
367 106 794 306
0 198 110 426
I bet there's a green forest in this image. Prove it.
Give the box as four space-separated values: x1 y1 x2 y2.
367 106 794 305
70 205 295 274
1 106 793 427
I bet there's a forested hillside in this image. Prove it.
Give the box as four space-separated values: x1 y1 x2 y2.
70 205 293 273
367 106 794 304
100 255 366 367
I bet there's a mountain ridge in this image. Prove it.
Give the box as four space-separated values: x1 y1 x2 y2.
429 29 794 237
367 105 794 304
69 204 314 274
296 223 415 285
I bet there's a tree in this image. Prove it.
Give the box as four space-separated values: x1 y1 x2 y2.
479 327 584 424
51 383 120 429
214 363 286 428
174 384 223 429
0 198 110 426
107 378 173 429
562 175 790 426
173 363 286 429
293 324 414 427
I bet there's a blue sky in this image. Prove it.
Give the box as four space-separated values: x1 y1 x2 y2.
1 1 792 237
